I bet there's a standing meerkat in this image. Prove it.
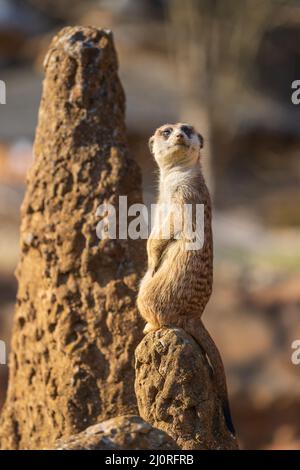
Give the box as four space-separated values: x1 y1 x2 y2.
137 122 235 435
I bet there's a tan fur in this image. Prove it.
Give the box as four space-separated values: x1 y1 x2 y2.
137 123 235 435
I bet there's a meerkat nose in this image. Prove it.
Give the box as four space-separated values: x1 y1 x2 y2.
174 132 185 143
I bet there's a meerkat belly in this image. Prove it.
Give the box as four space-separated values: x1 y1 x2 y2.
137 240 212 327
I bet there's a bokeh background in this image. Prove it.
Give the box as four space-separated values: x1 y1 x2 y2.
0 0 300 449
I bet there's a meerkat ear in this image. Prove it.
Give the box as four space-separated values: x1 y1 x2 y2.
148 136 155 154
198 133 204 149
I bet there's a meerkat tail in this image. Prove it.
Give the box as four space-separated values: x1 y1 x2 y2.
183 317 236 436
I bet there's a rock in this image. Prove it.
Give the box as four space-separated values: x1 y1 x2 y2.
53 415 179 450
135 327 238 450
0 26 145 450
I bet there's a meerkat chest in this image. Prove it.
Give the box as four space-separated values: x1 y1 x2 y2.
150 190 175 239
149 169 201 241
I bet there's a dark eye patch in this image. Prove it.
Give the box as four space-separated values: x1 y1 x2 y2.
181 125 193 138
161 127 173 139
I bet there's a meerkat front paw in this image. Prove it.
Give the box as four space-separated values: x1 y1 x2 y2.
143 322 158 334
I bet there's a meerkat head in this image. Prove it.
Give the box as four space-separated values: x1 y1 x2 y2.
148 123 204 171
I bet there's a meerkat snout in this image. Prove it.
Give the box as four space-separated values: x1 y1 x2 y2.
148 123 204 170
174 130 185 145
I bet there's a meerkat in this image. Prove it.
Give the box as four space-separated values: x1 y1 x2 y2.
137 122 235 435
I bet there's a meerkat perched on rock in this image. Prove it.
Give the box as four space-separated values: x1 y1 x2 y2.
137 122 235 435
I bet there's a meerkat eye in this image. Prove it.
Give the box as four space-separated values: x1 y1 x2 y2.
181 125 193 138
162 128 172 139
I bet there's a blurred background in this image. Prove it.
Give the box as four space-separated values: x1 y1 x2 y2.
0 0 300 449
